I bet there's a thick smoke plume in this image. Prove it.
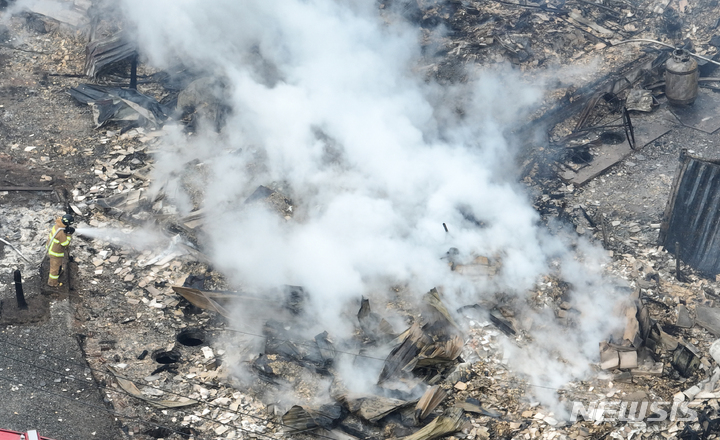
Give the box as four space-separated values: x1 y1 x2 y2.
104 0 626 412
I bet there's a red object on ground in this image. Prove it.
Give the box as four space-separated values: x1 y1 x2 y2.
0 429 54 440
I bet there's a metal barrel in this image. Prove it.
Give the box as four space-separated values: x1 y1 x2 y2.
665 49 699 106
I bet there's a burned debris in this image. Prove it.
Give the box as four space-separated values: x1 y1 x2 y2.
69 83 170 128
358 296 397 343
281 403 346 434
10 0 720 439
84 33 136 78
377 290 464 389
191 287 476 438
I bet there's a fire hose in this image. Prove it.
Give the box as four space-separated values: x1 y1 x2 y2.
615 39 720 68
0 227 70 264
0 237 31 263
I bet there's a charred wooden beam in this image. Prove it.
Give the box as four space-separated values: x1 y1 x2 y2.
0 186 53 191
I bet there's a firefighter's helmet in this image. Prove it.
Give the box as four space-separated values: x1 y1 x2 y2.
61 214 75 226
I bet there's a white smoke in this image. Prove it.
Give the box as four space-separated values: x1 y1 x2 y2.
103 0 626 410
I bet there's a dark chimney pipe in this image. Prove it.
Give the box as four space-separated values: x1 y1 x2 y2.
442 223 448 233
14 269 27 310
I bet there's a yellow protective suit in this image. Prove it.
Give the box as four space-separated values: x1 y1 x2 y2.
46 217 71 287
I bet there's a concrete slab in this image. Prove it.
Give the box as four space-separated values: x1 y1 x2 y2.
676 304 694 328
631 362 663 376
696 306 720 336
619 351 638 369
601 350 619 370
670 89 720 134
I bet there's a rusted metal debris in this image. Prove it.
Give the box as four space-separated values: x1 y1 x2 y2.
455 398 502 418
378 289 464 387
423 288 462 331
345 395 412 423
108 367 198 409
378 323 428 386
68 83 170 128
85 34 136 78
672 342 701 378
281 403 345 433
397 407 465 440
287 391 462 439
358 297 397 343
415 335 463 368
243 290 465 437
415 386 447 422
173 281 308 321
171 286 234 318
489 309 517 336
334 415 377 439
262 321 336 374
647 322 679 351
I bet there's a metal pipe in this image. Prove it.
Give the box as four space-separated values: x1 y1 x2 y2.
675 241 683 282
14 270 27 310
443 223 448 233
0 237 31 263
614 39 720 67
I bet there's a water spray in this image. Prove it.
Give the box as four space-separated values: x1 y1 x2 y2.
72 226 170 249
71 226 201 266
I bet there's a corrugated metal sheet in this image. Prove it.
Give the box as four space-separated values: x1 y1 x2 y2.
660 154 720 275
281 404 345 433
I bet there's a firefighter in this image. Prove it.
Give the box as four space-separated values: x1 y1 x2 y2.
46 214 75 287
